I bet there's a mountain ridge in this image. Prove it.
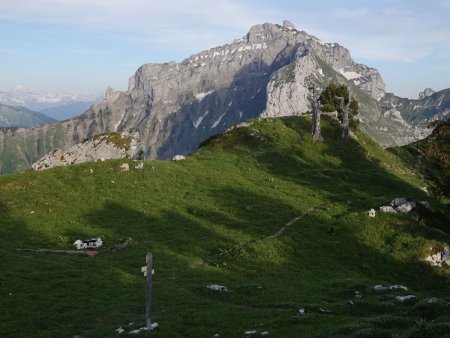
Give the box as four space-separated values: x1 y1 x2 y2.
0 103 56 128
0 21 448 174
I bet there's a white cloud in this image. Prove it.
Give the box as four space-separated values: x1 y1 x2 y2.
0 0 278 54
286 5 450 64
3 1 446 65
0 0 265 32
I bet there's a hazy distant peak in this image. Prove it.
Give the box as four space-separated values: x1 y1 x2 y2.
419 88 435 99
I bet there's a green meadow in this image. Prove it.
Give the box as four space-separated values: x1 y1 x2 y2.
0 116 448 337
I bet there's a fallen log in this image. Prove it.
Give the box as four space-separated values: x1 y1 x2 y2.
17 237 133 257
108 237 133 252
17 248 98 257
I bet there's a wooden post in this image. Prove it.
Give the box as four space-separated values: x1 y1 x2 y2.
146 252 153 330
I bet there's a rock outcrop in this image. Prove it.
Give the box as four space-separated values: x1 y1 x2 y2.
31 132 143 170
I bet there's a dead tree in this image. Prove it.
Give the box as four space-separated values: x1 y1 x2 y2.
310 87 323 142
336 96 351 139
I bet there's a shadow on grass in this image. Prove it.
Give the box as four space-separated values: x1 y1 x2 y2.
254 117 448 234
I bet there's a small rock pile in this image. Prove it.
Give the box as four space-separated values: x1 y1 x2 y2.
369 197 419 217
380 197 416 214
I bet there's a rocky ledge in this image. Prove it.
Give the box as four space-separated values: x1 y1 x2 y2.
31 132 144 170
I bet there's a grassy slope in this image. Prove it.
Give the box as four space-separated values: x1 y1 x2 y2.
0 104 56 128
0 116 449 338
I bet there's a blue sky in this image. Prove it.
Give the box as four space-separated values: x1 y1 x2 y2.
0 0 449 98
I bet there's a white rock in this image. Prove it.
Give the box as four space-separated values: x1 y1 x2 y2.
244 330 257 335
298 308 305 314
115 327 125 334
425 247 450 266
120 163 130 172
129 323 158 334
129 329 141 334
135 162 144 170
172 155 186 161
391 197 407 208
206 284 229 292
396 202 416 213
373 284 408 292
389 285 408 291
368 209 376 217
380 206 397 213
73 237 103 250
260 331 269 336
395 295 416 302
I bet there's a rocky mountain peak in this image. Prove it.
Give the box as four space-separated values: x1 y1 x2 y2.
2 20 440 174
283 20 296 30
419 88 435 99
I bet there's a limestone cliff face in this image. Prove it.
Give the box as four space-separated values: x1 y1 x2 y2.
0 21 445 174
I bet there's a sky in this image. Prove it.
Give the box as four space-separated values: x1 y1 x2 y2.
0 0 449 99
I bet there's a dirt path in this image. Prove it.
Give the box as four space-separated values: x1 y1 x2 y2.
191 207 317 268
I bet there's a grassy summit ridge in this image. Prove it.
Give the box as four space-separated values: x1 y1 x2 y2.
0 116 449 337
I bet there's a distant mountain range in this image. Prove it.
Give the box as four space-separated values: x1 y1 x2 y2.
0 20 449 174
381 88 450 126
0 103 56 128
0 85 99 120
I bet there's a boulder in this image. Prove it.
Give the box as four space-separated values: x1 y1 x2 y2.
395 295 416 303
206 284 229 292
380 206 397 213
368 209 376 217
425 247 450 266
172 155 186 161
391 197 407 208
120 163 130 172
396 201 416 213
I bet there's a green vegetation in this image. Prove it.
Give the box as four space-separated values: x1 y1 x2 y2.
394 119 450 198
0 116 449 337
320 83 359 129
93 132 133 150
421 119 450 197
